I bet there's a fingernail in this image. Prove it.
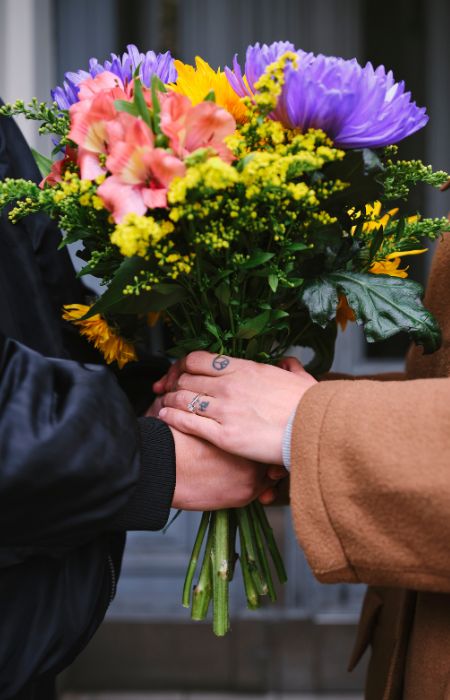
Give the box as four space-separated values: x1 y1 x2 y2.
158 408 167 418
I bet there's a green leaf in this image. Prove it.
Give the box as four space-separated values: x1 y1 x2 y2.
241 250 275 269
214 281 231 305
31 148 52 178
302 322 337 376
285 242 309 252
301 271 441 353
84 257 186 317
236 310 271 339
203 90 216 102
114 100 139 117
268 274 279 293
205 319 222 342
271 309 289 321
134 78 152 129
324 149 384 210
150 74 163 134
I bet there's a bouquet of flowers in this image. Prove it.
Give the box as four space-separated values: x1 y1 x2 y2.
1 41 448 635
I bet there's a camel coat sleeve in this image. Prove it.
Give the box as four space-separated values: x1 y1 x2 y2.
290 376 450 593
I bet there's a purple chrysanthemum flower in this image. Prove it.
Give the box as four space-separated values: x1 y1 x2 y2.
52 44 178 109
226 43 428 148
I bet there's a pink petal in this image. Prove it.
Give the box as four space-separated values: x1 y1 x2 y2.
148 148 186 187
97 176 147 222
78 148 106 180
142 187 168 209
78 71 125 100
185 102 236 155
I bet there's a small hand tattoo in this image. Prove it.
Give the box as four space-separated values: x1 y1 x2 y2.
213 355 230 371
199 401 210 412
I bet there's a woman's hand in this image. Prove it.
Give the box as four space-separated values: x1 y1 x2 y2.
155 351 317 464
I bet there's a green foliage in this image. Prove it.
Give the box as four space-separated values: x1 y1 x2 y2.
301 271 441 353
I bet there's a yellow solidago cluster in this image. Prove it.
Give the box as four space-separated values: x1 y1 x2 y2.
111 213 175 257
52 171 105 210
62 304 137 368
168 157 239 206
169 57 249 124
252 51 299 113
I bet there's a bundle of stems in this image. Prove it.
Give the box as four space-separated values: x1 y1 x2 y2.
182 501 287 636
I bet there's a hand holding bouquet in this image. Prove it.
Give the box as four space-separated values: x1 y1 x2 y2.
1 41 448 635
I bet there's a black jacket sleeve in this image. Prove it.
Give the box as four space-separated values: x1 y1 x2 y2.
0 334 175 562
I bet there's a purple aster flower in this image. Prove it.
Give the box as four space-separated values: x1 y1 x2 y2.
52 44 178 109
225 41 309 97
226 44 428 148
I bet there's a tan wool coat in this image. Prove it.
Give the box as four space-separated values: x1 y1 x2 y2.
291 234 450 699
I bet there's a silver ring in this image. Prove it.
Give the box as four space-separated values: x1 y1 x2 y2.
187 393 201 413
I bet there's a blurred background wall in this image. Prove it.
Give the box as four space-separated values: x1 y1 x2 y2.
0 0 449 694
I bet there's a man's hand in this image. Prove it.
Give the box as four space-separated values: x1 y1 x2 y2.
155 351 317 465
170 427 279 510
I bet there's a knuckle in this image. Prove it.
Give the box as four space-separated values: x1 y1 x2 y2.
177 373 190 389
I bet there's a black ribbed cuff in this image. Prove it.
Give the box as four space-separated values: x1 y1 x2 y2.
112 418 176 531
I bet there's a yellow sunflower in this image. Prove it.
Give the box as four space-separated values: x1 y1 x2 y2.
369 249 427 278
63 304 137 369
169 57 249 124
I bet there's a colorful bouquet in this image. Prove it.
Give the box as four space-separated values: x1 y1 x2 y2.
1 41 449 635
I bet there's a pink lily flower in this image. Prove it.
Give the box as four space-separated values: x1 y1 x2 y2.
160 92 236 162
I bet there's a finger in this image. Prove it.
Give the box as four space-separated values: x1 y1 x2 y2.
162 359 186 392
175 372 219 395
175 351 238 378
267 465 289 481
159 406 222 444
152 372 168 394
277 356 305 374
162 390 220 421
145 396 164 417
257 487 277 505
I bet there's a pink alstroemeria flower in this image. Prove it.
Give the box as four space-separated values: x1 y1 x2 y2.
40 146 77 188
68 72 133 179
160 92 236 162
97 117 186 222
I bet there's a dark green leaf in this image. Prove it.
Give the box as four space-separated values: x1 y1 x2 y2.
303 322 337 376
84 257 186 317
236 310 271 339
31 148 52 178
271 309 289 321
241 250 275 269
285 242 309 252
214 281 231 305
268 274 279 292
369 225 384 260
205 320 222 342
301 271 441 353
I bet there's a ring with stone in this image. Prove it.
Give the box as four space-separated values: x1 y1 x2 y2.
187 393 201 413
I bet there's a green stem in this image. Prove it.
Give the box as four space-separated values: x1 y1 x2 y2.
239 528 260 610
250 503 277 602
212 509 230 636
191 519 214 621
237 507 268 596
254 501 288 584
228 510 238 582
182 511 210 608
